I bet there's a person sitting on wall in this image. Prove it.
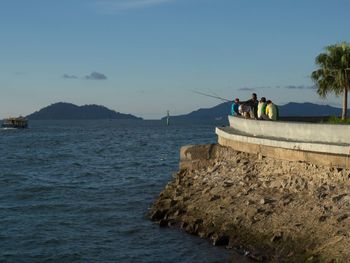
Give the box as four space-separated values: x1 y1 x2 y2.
266 100 279 121
238 104 251 118
241 93 258 119
257 97 268 120
231 98 241 116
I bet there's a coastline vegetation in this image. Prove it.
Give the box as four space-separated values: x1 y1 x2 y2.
312 42 350 120
327 116 350 124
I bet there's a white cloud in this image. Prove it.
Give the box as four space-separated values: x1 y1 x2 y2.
95 0 174 11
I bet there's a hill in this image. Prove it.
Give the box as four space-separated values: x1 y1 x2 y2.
163 102 349 122
26 102 142 120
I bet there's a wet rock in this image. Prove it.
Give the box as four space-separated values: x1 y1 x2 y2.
150 209 167 221
167 219 177 227
211 233 230 246
248 252 265 262
180 222 188 229
159 219 168 227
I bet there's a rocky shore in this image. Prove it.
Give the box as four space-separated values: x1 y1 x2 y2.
149 144 350 262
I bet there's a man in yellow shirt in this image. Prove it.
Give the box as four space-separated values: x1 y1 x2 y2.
265 100 278 121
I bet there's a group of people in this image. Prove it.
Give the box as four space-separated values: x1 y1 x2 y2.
231 93 279 121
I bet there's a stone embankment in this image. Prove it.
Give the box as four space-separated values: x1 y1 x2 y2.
149 144 350 262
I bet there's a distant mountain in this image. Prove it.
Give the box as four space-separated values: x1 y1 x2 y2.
164 102 232 122
26 102 142 120
163 102 349 122
278 102 346 116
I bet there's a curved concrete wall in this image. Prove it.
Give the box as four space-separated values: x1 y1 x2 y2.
229 116 350 144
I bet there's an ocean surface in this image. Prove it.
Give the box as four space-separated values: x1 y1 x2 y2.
0 120 249 263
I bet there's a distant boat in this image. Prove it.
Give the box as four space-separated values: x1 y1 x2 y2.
1 117 28 129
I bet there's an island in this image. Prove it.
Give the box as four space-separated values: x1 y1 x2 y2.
26 102 142 120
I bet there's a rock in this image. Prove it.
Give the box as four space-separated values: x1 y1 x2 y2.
167 219 177 227
210 195 221 201
337 214 348 222
208 164 221 173
332 193 347 203
315 186 328 199
248 252 265 262
319 215 327 222
159 198 173 210
245 200 254 206
270 180 282 189
201 187 211 194
211 233 230 246
159 219 168 227
223 181 234 187
282 196 293 206
149 144 350 262
256 207 265 213
180 222 188 229
185 223 196 234
270 232 283 242
150 209 167 221
259 197 275 205
340 196 350 206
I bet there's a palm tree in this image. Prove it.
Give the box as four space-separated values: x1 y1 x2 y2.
311 42 350 120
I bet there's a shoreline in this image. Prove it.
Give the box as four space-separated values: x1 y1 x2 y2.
149 144 350 262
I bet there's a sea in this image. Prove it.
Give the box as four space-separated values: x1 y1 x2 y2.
0 120 250 263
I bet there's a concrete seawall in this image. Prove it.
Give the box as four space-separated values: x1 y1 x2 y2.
228 115 350 144
217 116 350 169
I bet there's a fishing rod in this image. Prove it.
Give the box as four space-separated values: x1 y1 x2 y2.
190 90 232 102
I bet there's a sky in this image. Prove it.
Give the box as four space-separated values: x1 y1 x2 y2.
1 0 350 119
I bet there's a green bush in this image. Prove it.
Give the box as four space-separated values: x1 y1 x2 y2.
327 116 350 124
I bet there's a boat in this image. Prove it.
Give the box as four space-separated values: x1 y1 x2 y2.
1 117 28 129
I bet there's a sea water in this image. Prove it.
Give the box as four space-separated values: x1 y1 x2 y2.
0 120 249 262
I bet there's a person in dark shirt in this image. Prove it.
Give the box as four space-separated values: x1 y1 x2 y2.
241 93 258 119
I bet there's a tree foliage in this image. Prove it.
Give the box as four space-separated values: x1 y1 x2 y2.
311 42 350 119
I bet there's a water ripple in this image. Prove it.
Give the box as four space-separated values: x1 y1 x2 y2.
0 120 248 262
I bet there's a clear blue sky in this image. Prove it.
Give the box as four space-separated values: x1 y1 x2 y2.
1 0 349 119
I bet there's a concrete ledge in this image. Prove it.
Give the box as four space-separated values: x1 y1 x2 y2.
217 127 350 155
229 115 350 144
216 127 350 168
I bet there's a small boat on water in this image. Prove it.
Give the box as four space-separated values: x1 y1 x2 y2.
1 117 28 129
